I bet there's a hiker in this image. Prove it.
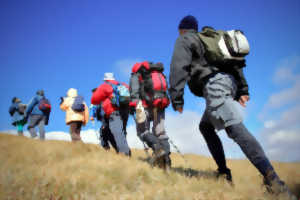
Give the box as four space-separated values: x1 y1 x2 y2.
25 90 51 140
129 61 171 170
90 89 118 151
60 88 89 142
9 97 27 136
168 15 297 199
91 73 131 156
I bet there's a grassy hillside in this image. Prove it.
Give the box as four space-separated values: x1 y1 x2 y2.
0 133 299 200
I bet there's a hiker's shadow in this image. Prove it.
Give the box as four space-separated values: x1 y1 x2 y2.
171 166 217 179
138 157 217 180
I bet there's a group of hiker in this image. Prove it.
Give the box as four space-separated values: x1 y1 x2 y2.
8 15 297 199
9 90 50 140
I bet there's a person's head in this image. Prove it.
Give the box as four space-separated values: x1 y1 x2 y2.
36 89 44 96
103 72 115 81
12 97 21 103
67 88 78 97
178 15 198 35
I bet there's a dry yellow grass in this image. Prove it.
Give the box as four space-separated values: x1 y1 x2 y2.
0 133 299 200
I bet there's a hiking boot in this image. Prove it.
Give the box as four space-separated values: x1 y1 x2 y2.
264 171 297 200
150 144 167 168
217 168 233 184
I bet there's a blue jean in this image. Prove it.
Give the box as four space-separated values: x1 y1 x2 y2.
107 112 130 156
28 115 46 140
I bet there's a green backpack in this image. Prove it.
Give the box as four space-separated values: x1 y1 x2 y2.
197 27 250 66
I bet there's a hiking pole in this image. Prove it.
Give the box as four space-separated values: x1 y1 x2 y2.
168 138 188 164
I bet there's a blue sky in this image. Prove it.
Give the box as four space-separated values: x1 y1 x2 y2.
1 0 299 161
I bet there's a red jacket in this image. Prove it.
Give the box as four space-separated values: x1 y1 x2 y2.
91 80 129 117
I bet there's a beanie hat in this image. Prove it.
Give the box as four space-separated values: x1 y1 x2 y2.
178 15 198 31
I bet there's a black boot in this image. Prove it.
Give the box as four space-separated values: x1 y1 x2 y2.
150 143 167 167
264 170 297 200
217 167 233 184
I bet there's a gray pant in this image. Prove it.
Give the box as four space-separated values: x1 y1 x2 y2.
200 72 274 177
28 115 46 140
201 72 243 131
136 108 170 153
108 112 130 155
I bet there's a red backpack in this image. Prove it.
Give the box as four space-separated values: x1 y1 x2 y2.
39 98 51 113
132 62 170 109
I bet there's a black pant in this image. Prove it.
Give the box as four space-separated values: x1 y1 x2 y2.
199 122 274 177
100 122 118 152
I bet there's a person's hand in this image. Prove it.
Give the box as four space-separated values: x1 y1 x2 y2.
177 107 183 113
239 95 249 107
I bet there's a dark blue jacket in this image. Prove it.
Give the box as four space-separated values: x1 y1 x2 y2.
25 95 45 116
25 95 50 125
9 102 25 126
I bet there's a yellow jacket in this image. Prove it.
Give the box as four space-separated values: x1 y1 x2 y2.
60 88 89 125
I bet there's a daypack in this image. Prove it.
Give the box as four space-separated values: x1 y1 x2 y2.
134 62 170 109
72 96 85 112
38 98 51 113
197 27 250 66
107 82 130 107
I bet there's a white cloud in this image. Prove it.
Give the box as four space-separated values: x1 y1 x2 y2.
259 55 300 162
114 58 142 78
267 80 300 108
273 55 300 83
264 120 275 129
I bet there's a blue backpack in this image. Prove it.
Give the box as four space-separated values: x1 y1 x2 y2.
72 96 85 112
108 82 130 107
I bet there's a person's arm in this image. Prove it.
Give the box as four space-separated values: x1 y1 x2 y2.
83 103 89 125
230 66 249 99
60 97 69 111
25 97 37 116
9 105 16 116
169 36 193 111
91 84 109 105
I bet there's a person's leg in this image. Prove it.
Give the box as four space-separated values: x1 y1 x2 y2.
74 121 82 141
16 121 24 136
119 106 129 136
109 112 130 156
38 116 46 140
69 122 82 142
152 108 171 169
225 123 297 198
107 128 118 153
27 115 39 138
136 109 162 151
199 119 232 181
99 125 110 150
